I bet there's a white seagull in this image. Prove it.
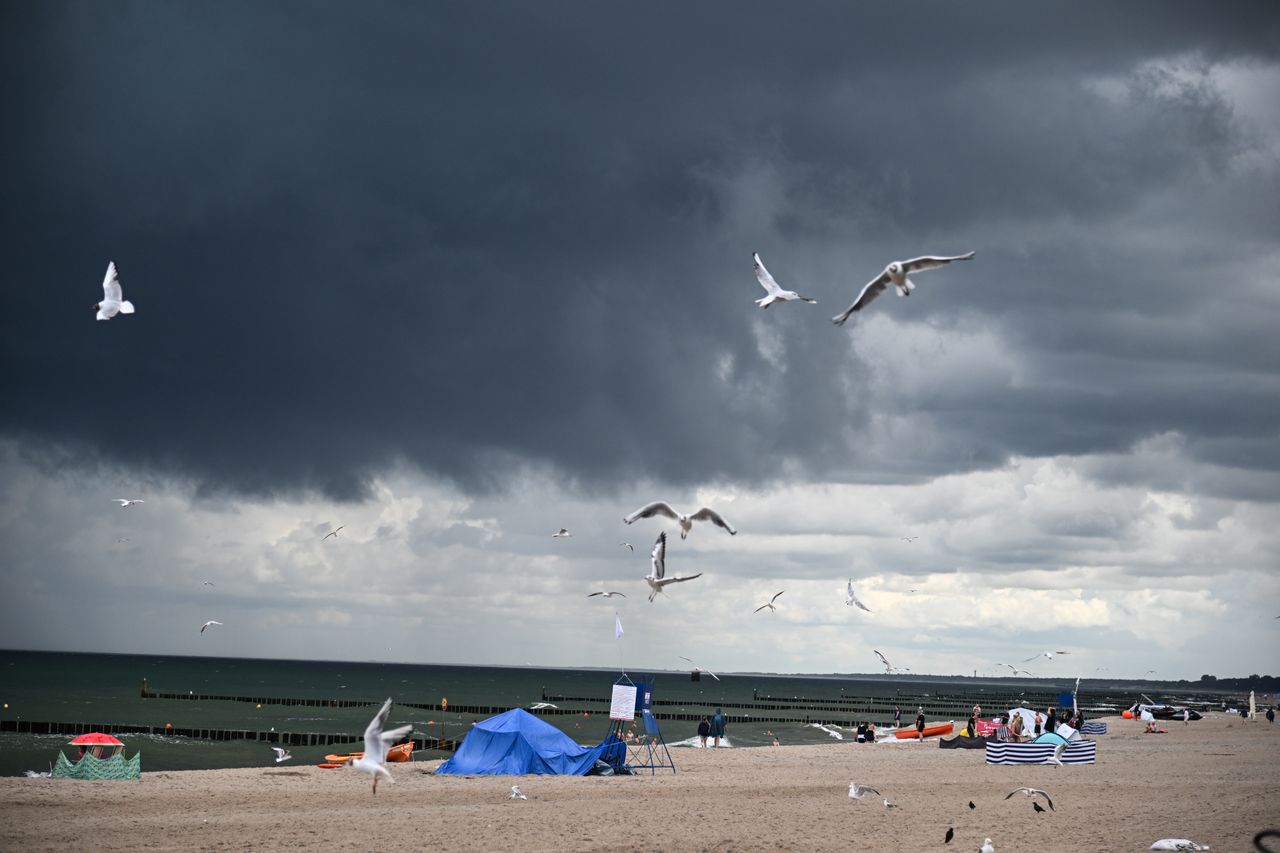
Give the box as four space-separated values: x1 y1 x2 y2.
900 536 919 543
980 840 996 853
619 542 634 552
848 783 880 803
270 747 292 764
754 591 784 613
678 656 720 681
1004 787 1054 811
113 499 145 508
202 581 215 587
200 620 223 634
832 252 975 325
645 532 701 602
883 798 898 809
874 649 900 673
846 580 872 612
623 502 736 539
753 252 816 308
93 262 136 321
1023 651 1070 663
350 698 413 794
322 526 344 541
587 590 626 599
1045 742 1068 767
509 785 527 800
1149 840 1210 851
528 702 558 710
552 528 572 538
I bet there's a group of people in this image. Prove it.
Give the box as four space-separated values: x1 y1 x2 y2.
1004 705 1081 742
696 709 727 747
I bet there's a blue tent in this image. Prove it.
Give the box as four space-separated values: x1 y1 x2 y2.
436 708 614 775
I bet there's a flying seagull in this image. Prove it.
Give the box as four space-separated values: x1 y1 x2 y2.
528 702 558 710
755 591 785 613
753 252 816 308
113 499 145 508
678 656 720 681
619 542 634 552
645 532 702 602
848 783 880 803
874 649 904 674
587 590 626 599
832 252 975 325
1023 651 1070 662
200 620 223 634
1004 787 1054 811
270 747 292 764
322 526 345 541
623 502 736 539
900 536 918 543
93 261 136 321
116 538 130 543
202 581 215 587
846 580 872 612
350 698 413 794
552 528 572 538
509 785 527 800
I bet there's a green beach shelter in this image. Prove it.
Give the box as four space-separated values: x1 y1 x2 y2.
51 733 141 780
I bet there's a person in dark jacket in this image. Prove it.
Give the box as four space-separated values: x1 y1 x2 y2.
697 717 711 747
1045 707 1057 734
710 709 726 747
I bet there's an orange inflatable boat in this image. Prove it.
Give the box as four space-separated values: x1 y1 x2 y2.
894 722 954 740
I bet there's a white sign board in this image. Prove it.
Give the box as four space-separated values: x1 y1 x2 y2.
610 684 637 721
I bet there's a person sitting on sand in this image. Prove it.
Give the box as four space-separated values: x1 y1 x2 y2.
866 722 877 743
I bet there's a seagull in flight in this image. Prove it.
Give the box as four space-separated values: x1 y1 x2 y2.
846 580 872 612
113 499 145 508
899 536 918 543
587 590 626 599
552 528 572 538
1004 787 1054 811
509 785 527 800
270 747 292 764
202 581 215 587
200 620 223 634
679 656 719 681
115 538 130 543
1045 742 1068 767
848 783 880 803
528 702 558 710
322 526 345 541
350 698 413 794
645 532 701 602
832 251 975 325
755 591 785 613
753 252 816 308
93 261 136 321
874 649 906 674
619 542 634 552
623 502 736 539
1023 651 1070 663
1144 670 1157 677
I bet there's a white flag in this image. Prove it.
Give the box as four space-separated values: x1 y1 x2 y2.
614 613 624 639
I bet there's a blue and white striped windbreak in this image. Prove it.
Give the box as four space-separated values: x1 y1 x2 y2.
985 740 1097 765
1080 721 1108 735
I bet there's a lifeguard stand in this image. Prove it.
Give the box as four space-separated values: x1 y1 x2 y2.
605 674 674 775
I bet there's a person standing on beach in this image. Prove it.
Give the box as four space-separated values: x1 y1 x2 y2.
893 705 901 728
1034 711 1043 737
697 717 710 747
915 707 926 741
1266 707 1275 725
710 708 726 747
1045 707 1057 734
1183 708 1190 726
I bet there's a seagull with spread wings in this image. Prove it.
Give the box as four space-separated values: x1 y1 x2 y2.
753 252 816 308
846 580 872 612
832 252 974 325
587 590 626 599
1004 787 1054 811
270 747 292 764
200 620 222 634
623 502 736 539
755 591 785 613
113 499 145 508
1023 651 1070 663
645 532 701 601
679 656 720 680
350 698 413 794
93 262 136 321
322 525 344 541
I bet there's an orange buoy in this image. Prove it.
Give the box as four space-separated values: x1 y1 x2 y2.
1122 710 1134 719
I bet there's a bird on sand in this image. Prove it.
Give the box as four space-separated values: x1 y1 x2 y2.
846 580 872 612
883 798 898 809
1004 787 1054 811
510 785 527 800
679 656 720 681
645 532 701 602
113 499 145 508
980 840 995 853
848 783 880 803
322 526 344 541
350 698 413 794
587 590 626 599
1045 742 1067 767
753 252 817 308
270 747 291 763
968 801 976 810
552 528 572 538
1149 839 1210 851
832 252 975 325
200 620 223 634
754 591 785 613
623 502 736 539
93 261 136 321
1033 801 1046 813
945 827 954 844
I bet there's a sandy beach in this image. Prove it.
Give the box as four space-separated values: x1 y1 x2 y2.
2 715 1275 852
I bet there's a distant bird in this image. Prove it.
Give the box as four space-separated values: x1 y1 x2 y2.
509 785 527 800
350 698 413 794
968 801 976 810
270 747 291 764
113 499 145 508
1145 670 1157 677
945 827 954 844
874 649 906 674
623 502 736 539
1004 787 1054 811
645 532 701 602
322 526 344 541
832 252 975 325
528 702 558 710
116 538 130 543
753 252 816 308
755 591 785 613
552 528 572 538
900 536 918 543
587 590 626 599
202 581 215 587
848 783 880 803
846 580 872 612
93 261 136 321
1033 801 1046 813
678 656 720 681
619 542 634 552
883 798 897 809
1023 651 1069 663
200 620 222 634
980 840 995 853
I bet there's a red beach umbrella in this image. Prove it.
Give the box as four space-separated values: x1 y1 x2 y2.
68 732 124 746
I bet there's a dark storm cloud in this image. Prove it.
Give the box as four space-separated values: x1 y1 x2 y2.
3 1 1278 499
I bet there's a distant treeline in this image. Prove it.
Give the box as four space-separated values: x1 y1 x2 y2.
1197 674 1278 692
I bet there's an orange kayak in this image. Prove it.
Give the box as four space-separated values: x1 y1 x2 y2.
316 763 343 769
894 722 954 739
325 743 413 763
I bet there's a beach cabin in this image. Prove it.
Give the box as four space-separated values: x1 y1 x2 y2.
50 733 141 780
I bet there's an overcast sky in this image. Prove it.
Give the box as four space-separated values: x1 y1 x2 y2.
2 2 1277 681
